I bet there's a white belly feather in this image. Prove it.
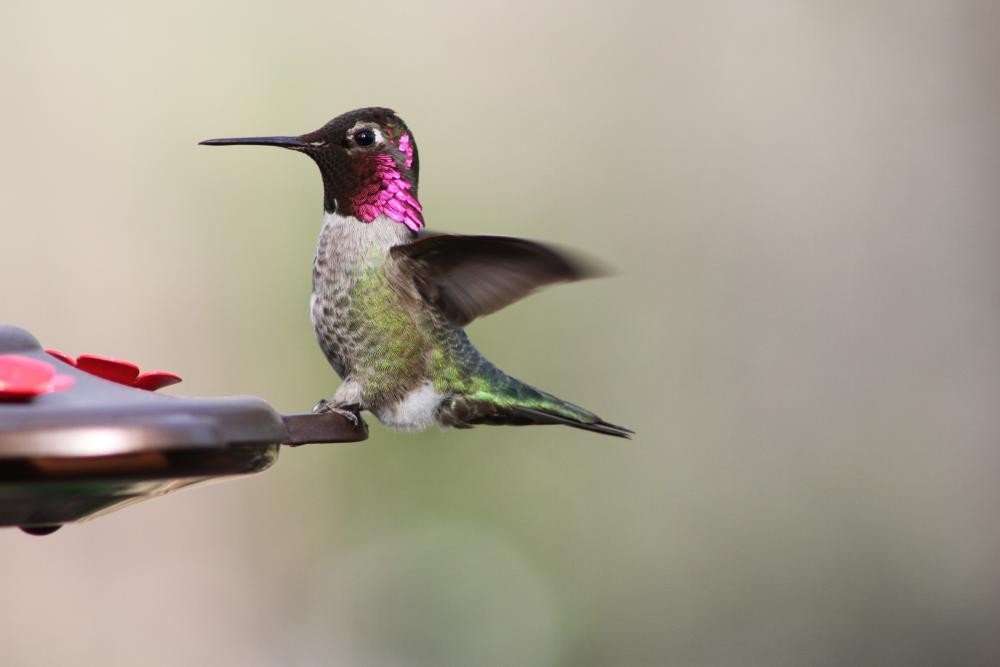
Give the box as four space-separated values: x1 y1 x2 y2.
373 381 444 430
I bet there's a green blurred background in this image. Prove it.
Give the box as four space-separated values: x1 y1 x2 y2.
3 1 1000 665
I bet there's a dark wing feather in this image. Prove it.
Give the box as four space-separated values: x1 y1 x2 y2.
390 234 596 326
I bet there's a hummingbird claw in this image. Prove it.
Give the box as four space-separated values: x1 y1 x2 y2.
313 399 362 427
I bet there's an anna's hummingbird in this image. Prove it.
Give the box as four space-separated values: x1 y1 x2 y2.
201 107 632 438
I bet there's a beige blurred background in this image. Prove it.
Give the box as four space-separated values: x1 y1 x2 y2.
2 0 1000 665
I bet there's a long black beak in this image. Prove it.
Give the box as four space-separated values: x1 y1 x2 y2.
198 136 309 149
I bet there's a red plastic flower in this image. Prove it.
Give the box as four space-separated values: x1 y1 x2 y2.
46 350 181 391
0 354 75 401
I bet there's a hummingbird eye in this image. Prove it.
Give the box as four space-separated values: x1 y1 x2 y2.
354 129 377 147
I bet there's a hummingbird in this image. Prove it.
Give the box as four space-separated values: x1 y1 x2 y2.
201 107 632 438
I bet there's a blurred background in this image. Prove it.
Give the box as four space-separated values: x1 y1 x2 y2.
2 1 1000 665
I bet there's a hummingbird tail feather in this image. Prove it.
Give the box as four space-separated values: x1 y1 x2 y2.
507 406 634 439
440 390 633 439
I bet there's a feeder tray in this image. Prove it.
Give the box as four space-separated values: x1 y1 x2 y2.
0 325 366 534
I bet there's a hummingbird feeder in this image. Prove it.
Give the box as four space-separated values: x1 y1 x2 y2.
0 325 366 536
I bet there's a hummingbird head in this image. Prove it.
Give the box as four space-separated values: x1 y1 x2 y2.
200 107 423 232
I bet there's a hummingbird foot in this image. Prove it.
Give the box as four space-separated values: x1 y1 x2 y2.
313 399 362 427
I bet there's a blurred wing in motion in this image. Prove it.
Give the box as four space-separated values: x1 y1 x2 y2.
390 234 598 326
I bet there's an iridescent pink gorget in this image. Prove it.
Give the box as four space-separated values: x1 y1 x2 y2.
349 132 423 232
